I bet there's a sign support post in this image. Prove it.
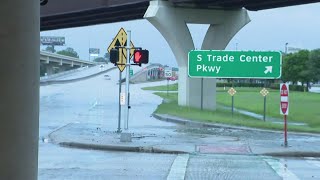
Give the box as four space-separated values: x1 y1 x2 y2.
117 71 122 133
227 85 236 117
280 83 289 147
201 78 204 110
167 78 169 97
260 86 269 121
164 68 173 98
263 95 267 121
231 94 234 117
284 114 288 147
124 30 131 130
263 80 267 121
232 81 234 117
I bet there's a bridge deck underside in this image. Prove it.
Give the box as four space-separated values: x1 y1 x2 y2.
171 0 320 10
41 0 320 31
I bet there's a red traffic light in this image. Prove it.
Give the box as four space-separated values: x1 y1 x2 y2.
133 50 149 64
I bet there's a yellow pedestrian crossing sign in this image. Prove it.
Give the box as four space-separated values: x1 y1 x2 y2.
107 28 135 72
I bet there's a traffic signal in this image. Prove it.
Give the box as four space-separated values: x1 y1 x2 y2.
133 50 149 64
110 48 119 64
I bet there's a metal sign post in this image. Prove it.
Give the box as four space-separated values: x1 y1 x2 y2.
107 28 136 135
260 87 269 121
280 83 289 147
228 87 236 117
117 71 122 133
167 78 169 97
124 30 131 131
164 68 173 98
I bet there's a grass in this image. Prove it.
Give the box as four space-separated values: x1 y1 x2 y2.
142 83 178 91
144 83 320 128
217 88 320 127
153 92 320 133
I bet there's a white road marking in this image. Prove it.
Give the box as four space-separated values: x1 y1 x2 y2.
264 158 300 180
90 99 98 110
167 154 189 180
305 157 320 168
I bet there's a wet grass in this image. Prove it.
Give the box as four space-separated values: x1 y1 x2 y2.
153 92 320 133
217 88 320 128
142 83 178 91
144 84 320 129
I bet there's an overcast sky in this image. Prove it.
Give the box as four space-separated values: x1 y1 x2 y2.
41 3 320 67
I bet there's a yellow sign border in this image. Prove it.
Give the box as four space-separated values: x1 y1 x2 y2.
107 28 135 72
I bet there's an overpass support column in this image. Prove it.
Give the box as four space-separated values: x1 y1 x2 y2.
0 1 39 180
46 64 55 75
145 0 250 110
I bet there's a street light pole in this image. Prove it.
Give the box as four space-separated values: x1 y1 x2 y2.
285 43 288 54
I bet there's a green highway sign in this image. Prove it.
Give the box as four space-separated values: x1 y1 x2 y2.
130 69 133 76
188 50 282 79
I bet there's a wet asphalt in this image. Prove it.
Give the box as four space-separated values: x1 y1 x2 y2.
39 67 320 179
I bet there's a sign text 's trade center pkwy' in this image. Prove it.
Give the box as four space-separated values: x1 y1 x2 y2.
188 50 282 79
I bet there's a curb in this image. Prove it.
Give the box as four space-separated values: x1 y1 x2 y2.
59 141 187 154
153 113 320 137
262 151 320 157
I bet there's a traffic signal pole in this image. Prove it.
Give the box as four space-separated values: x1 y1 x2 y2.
124 30 131 130
117 71 122 133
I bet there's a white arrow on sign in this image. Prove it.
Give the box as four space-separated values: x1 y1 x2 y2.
264 66 273 74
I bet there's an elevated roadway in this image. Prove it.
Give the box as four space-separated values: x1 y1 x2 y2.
40 51 95 76
40 0 320 31
40 51 95 67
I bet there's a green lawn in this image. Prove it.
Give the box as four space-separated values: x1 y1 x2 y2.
153 92 320 133
142 83 178 91
217 88 320 127
144 83 320 131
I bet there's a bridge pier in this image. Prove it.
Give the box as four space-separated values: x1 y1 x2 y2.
45 64 55 75
145 0 250 110
0 0 39 179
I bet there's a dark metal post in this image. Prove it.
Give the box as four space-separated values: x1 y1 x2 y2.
232 80 234 117
232 96 234 117
167 78 169 97
201 78 203 110
117 71 122 133
263 80 267 121
284 115 288 147
263 96 266 121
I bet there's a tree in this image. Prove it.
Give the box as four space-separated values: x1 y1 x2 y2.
104 52 110 63
296 50 312 87
57 47 79 58
93 57 106 62
308 49 320 83
44 45 55 53
282 53 299 84
282 50 312 90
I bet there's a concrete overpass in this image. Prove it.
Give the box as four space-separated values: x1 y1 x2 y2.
40 0 320 31
1 0 320 179
40 51 95 75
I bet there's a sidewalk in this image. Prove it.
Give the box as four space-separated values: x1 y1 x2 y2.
48 114 320 157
